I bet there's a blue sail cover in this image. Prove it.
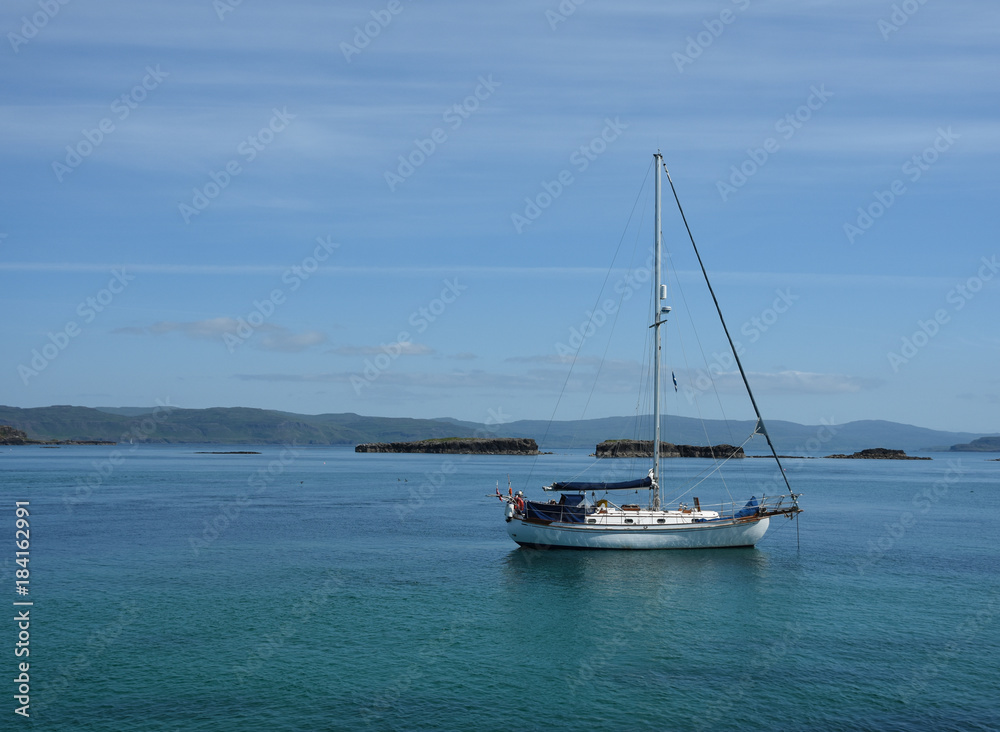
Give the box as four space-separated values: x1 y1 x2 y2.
549 476 653 492
524 494 587 523
694 496 760 523
734 496 759 518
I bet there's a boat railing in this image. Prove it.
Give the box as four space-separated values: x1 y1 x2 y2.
589 493 800 519
696 493 801 520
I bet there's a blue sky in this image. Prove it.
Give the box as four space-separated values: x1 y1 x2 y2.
2 0 998 433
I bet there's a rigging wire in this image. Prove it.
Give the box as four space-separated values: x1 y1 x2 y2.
663 431 756 506
660 258 736 505
660 240 742 449
582 162 654 421
663 165 796 495
522 159 654 492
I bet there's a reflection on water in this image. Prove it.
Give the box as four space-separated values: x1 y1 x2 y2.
496 546 783 655
500 544 773 599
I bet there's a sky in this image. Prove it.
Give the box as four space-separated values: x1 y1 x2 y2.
1 0 998 434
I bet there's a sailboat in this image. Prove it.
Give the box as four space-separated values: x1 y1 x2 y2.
500 153 801 549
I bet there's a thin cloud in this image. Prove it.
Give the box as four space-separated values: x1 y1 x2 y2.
232 369 556 390
753 371 882 394
505 354 612 366
676 369 882 395
114 318 326 352
258 330 327 352
328 343 434 356
114 318 239 340
956 392 1000 405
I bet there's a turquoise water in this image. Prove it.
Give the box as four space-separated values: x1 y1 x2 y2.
2 445 998 731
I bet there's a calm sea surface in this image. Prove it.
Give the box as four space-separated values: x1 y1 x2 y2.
2 444 998 731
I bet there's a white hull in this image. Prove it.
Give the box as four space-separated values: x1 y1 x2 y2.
505 515 770 550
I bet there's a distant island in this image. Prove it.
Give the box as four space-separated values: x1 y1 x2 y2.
1 404 995 453
0 425 114 446
824 448 930 460
355 437 540 455
948 436 1000 452
595 440 744 459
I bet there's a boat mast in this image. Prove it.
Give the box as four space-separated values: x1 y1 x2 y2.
652 152 667 510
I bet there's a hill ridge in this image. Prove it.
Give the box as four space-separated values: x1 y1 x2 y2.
0 405 994 453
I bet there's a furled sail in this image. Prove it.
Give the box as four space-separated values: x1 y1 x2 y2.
544 476 653 492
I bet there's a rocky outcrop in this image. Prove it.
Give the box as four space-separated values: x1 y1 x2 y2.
595 440 744 459
0 424 115 446
0 425 30 445
355 437 539 455
824 448 930 460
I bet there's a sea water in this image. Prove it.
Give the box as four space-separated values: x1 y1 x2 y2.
1 444 997 731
